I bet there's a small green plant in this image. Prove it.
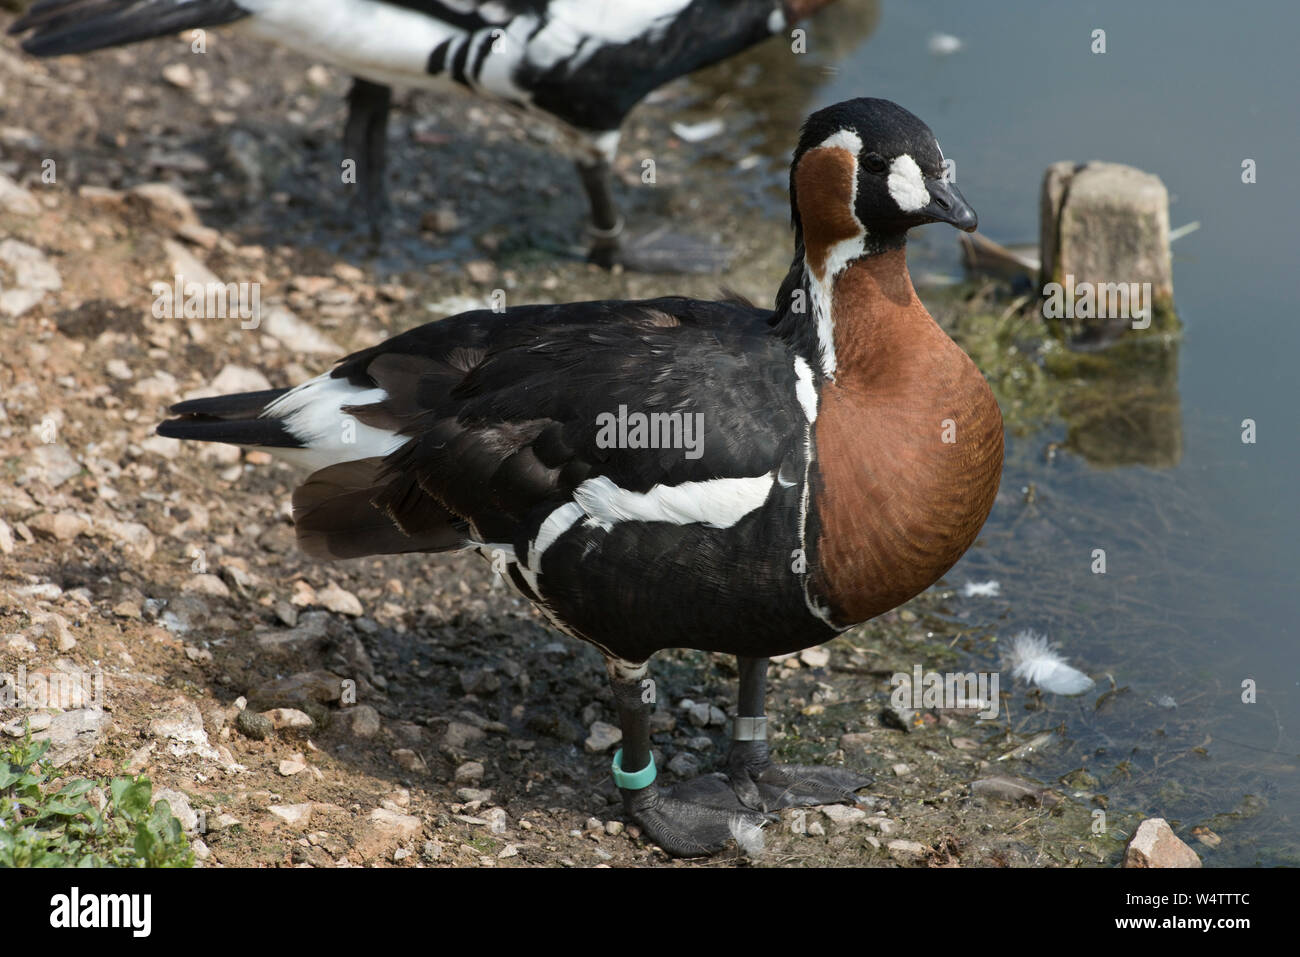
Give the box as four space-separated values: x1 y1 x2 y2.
0 724 193 867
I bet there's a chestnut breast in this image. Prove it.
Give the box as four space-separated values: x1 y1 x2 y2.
810 251 1004 626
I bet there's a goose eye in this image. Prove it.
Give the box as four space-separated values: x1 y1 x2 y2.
863 152 888 174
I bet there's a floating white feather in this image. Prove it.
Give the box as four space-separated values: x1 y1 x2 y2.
1004 630 1094 695
962 580 1001 598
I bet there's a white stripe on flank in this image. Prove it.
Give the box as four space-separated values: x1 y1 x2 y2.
792 356 818 423
262 373 407 472
573 473 774 531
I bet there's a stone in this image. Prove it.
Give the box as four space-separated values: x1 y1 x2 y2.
667 752 701 777
209 364 272 395
22 444 82 488
364 807 422 848
584 720 622 753
391 748 427 772
1040 161 1174 335
250 670 343 711
1124 818 1202 869
261 304 341 354
800 647 830 668
152 788 199 833
269 803 314 828
235 708 272 740
317 582 363 616
821 804 869 825
0 174 40 216
279 753 308 776
344 705 381 738
688 703 711 727
128 182 200 230
28 512 89 542
454 761 485 785
267 707 318 732
183 574 231 599
94 519 156 560
444 721 486 749
0 239 61 292
886 839 927 864
149 697 206 743
33 709 108 768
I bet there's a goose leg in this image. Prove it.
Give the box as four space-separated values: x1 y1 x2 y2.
343 77 392 237
606 657 766 857
573 157 733 275
725 656 871 811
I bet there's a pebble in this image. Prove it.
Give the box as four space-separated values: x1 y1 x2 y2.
886 839 927 864
344 704 381 738
366 807 422 842
0 173 40 216
457 788 492 803
262 707 314 731
464 260 497 284
317 582 362 616
162 62 194 89
262 304 342 355
688 703 711 727
800 647 830 668
152 788 199 833
584 720 622 753
483 807 508 835
235 709 273 740
454 761 485 784
1124 818 1202 868
391 748 427 772
22 444 82 488
128 182 199 230
28 511 89 542
667 753 701 777
821 804 869 825
444 721 486 749
279 753 309 776
269 803 314 828
183 574 231 599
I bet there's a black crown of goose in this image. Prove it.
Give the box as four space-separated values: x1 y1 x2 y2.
158 98 979 856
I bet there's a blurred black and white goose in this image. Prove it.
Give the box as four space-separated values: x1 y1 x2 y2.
9 0 837 270
156 99 1003 856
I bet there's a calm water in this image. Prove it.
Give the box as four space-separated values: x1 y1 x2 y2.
729 0 1299 864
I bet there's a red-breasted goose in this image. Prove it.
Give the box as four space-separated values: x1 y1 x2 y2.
156 98 1005 856
10 0 837 270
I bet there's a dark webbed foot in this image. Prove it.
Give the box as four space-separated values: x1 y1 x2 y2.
726 658 872 812
622 781 768 858
727 739 871 812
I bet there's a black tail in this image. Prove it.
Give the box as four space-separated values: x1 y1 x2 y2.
156 387 302 448
10 0 251 56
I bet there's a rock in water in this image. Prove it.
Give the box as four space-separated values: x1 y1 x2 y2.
1124 818 1202 868
1040 161 1175 342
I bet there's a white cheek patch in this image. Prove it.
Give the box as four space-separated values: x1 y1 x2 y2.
888 154 930 212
